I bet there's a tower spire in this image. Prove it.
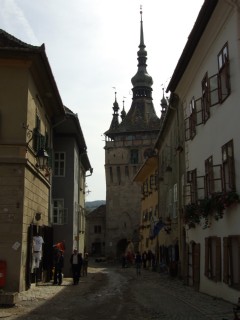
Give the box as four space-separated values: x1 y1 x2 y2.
121 98 126 120
108 91 119 131
140 5 144 47
131 6 153 100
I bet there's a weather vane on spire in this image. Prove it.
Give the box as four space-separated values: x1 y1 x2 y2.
140 5 142 20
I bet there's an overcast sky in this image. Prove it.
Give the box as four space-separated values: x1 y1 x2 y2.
0 0 204 201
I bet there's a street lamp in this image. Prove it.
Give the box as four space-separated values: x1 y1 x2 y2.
36 148 49 170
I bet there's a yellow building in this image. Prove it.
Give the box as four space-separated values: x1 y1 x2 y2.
133 155 159 263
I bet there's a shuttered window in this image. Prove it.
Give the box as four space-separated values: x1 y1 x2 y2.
218 42 231 102
204 236 221 282
222 139 235 192
223 236 240 289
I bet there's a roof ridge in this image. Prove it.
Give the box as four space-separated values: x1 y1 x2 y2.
0 29 41 49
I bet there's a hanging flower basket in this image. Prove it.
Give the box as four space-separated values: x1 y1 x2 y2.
184 203 201 228
184 191 240 229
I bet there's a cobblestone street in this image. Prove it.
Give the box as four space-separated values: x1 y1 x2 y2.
0 260 235 320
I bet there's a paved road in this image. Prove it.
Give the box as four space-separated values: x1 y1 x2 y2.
0 261 235 320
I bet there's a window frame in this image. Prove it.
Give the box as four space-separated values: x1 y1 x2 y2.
94 225 102 234
218 42 231 103
201 73 210 123
130 149 139 164
54 152 66 177
223 236 240 289
52 199 68 225
222 139 235 192
204 236 221 282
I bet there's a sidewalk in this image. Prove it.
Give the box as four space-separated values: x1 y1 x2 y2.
0 264 105 319
0 278 71 318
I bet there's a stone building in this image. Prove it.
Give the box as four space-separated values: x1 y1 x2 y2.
0 29 92 292
104 11 160 259
85 204 106 257
0 29 66 292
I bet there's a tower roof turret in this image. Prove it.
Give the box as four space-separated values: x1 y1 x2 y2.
121 99 126 120
107 92 119 131
105 8 160 139
131 9 153 98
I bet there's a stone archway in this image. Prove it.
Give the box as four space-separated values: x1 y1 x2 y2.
116 238 128 260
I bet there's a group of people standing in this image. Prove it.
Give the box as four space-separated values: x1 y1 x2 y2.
122 250 156 276
53 248 88 285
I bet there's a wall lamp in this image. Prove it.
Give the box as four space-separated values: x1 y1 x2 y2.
36 148 49 170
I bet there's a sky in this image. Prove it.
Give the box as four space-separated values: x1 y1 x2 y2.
0 0 204 201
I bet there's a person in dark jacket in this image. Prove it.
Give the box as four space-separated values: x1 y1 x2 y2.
135 251 142 276
70 249 83 285
53 249 64 285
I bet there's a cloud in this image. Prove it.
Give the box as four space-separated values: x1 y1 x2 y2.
0 0 39 44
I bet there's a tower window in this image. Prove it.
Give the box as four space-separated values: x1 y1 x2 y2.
130 149 139 164
117 166 121 184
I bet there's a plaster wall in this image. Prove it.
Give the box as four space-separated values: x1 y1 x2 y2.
175 3 240 303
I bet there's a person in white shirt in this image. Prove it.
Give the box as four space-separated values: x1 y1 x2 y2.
32 234 44 269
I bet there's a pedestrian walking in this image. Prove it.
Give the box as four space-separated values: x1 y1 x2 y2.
82 253 89 276
135 251 142 276
147 249 153 269
70 249 83 285
53 249 64 285
142 251 147 269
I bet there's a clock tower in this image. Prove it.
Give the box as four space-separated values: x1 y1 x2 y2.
104 9 160 259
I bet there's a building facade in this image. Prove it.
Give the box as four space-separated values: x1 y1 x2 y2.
85 204 106 257
133 155 159 257
166 0 240 303
52 106 92 276
104 11 160 259
0 30 65 292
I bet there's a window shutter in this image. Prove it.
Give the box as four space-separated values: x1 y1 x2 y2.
209 74 220 106
187 171 192 183
223 237 229 284
219 59 230 102
190 113 196 139
184 117 191 141
215 237 221 282
32 128 41 152
183 184 191 205
195 97 203 125
205 237 209 277
193 243 200 290
196 175 205 200
185 243 190 285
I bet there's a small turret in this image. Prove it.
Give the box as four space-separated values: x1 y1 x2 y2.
121 99 126 121
108 92 119 131
160 88 168 118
